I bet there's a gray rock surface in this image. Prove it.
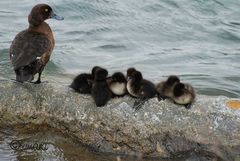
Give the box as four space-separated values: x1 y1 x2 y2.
0 80 239 160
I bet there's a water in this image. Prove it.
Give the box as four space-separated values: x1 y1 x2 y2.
0 0 240 97
0 0 240 160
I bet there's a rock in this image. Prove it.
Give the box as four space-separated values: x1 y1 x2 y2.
0 80 239 160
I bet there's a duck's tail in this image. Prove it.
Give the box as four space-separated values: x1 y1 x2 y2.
14 63 37 82
15 68 34 82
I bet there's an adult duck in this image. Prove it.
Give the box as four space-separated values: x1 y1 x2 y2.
10 4 63 83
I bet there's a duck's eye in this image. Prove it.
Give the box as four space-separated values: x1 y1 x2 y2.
45 8 49 12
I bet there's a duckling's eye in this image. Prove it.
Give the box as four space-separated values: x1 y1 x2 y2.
45 8 49 12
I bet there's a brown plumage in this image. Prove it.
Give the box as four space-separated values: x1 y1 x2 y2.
156 75 180 100
9 4 63 83
126 68 156 99
157 75 196 109
172 82 196 109
126 68 157 111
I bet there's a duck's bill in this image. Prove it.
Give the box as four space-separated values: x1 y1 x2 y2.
51 12 64 20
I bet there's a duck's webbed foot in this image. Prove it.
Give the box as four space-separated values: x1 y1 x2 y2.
33 65 45 84
157 94 167 101
34 80 41 84
185 103 192 109
33 72 42 84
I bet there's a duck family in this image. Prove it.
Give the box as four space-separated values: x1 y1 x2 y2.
70 66 196 109
9 4 196 109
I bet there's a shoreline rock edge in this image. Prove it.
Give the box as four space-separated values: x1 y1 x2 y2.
0 80 239 160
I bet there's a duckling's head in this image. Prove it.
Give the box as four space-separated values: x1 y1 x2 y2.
173 83 185 97
131 70 143 82
91 66 102 75
166 75 180 86
28 4 64 27
94 68 108 81
112 72 126 83
127 67 136 81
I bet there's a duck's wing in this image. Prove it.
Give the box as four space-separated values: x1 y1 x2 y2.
9 30 51 70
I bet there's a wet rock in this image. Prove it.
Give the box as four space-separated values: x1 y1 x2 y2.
0 80 239 160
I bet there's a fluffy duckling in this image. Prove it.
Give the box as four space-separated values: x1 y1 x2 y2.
156 75 180 100
107 72 127 97
126 68 156 110
91 67 112 107
10 4 63 83
172 82 196 109
127 68 156 98
70 66 101 94
126 67 136 79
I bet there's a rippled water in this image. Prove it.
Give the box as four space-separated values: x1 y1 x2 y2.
0 0 240 97
0 0 240 160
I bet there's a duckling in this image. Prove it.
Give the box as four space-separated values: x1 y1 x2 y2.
126 67 136 80
70 73 93 94
156 75 180 100
10 4 64 83
126 68 156 110
70 66 101 94
91 68 112 107
107 72 127 97
172 82 196 109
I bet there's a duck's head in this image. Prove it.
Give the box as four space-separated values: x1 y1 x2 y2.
94 68 108 81
91 66 102 76
131 70 143 82
112 72 126 83
166 75 180 86
173 83 185 97
126 67 136 81
28 4 64 27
